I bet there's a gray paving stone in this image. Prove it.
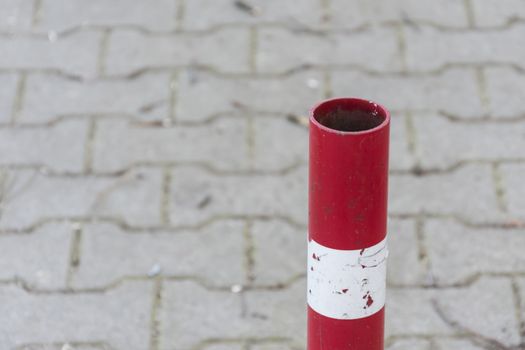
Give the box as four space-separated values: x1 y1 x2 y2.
72 221 246 288
20 72 170 123
415 114 525 169
257 27 403 73
158 280 243 349
245 280 306 348
437 276 520 346
17 345 108 350
330 0 469 29
170 166 307 226
386 339 430 350
181 0 323 30
250 344 291 350
387 219 425 286
203 345 244 350
386 287 452 337
0 281 153 350
36 0 177 32
252 117 307 171
0 167 162 230
472 0 525 27
389 164 502 223
0 120 87 172
0 222 71 289
331 68 484 118
0 31 100 79
105 28 250 76
159 279 305 349
390 114 416 171
176 69 323 122
0 0 522 345
485 67 525 118
0 0 33 32
433 339 485 350
500 163 525 220
251 220 305 286
425 219 525 285
93 118 248 173
0 73 18 123
405 25 525 71
387 276 520 345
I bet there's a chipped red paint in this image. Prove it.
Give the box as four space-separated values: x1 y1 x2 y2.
366 295 374 308
308 98 390 350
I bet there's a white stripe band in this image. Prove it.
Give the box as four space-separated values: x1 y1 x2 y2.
307 237 388 320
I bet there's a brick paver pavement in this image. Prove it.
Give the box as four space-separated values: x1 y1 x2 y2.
1 0 524 349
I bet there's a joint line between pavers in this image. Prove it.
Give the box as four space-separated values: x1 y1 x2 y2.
475 67 491 110
31 0 42 27
395 23 408 72
404 111 422 170
97 29 112 77
511 278 525 343
65 222 83 288
323 70 333 99
10 73 27 124
320 0 332 24
245 115 256 170
249 26 258 74
463 0 476 28
168 70 179 124
243 220 255 285
491 163 508 213
149 277 163 350
160 167 172 225
415 217 435 287
82 119 97 173
175 0 186 32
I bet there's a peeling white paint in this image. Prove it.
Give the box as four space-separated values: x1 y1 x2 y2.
307 237 388 320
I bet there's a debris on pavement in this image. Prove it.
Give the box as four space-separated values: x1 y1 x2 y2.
230 284 244 293
148 264 162 277
233 0 261 16
287 114 309 128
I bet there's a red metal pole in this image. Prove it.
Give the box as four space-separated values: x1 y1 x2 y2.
308 97 390 350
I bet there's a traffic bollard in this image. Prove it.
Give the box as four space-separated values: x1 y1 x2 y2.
308 97 390 350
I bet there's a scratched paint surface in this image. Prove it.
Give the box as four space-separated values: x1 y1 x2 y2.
307 238 388 320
